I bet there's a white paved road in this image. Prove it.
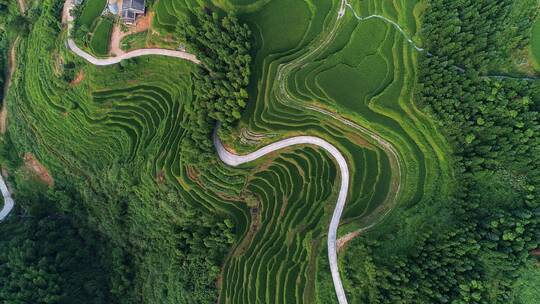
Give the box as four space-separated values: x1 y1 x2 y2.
60 0 352 301
63 0 199 66
214 131 350 304
66 39 200 66
0 175 14 221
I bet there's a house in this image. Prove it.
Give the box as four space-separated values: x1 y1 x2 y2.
121 0 145 25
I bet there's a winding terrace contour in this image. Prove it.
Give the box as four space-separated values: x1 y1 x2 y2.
54 0 413 303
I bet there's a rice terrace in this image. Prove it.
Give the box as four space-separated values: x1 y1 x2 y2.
1 0 540 303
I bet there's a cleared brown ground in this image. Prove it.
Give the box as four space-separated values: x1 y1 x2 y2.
23 153 54 186
70 70 85 85
337 230 361 252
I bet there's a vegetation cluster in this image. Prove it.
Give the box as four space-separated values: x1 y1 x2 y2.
341 1 540 303
178 10 252 165
70 0 112 56
1 0 246 302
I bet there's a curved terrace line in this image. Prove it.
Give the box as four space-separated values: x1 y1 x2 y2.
272 2 410 301
59 1 410 303
213 132 350 304
341 0 425 52
276 0 404 232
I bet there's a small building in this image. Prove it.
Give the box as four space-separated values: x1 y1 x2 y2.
121 0 145 25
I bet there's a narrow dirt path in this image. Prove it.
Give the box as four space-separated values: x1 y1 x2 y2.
0 37 18 134
109 24 125 56
17 0 25 14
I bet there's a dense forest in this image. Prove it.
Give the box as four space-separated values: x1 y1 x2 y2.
0 183 112 303
343 0 540 303
178 10 252 165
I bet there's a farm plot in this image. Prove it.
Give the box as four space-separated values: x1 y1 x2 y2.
235 0 451 224
90 18 113 56
78 0 107 28
221 147 337 304
212 0 453 301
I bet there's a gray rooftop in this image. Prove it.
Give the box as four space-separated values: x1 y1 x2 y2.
122 0 145 12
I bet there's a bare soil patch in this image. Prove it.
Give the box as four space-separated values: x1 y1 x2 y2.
18 0 25 13
23 153 54 186
337 230 361 252
70 70 85 85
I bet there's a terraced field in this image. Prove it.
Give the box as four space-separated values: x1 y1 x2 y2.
210 0 452 301
7 0 454 303
227 0 451 230
221 147 337 303
89 18 113 56
8 7 253 300
78 0 107 28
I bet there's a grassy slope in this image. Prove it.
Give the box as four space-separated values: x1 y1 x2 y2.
8 1 253 301
79 0 107 28
90 18 113 56
512 262 540 304
233 0 454 302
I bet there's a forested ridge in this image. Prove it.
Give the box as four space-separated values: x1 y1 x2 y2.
178 10 252 165
343 0 540 303
0 186 111 303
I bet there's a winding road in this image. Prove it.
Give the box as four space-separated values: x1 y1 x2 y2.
55 0 415 303
214 131 350 304
59 0 410 303
0 175 14 221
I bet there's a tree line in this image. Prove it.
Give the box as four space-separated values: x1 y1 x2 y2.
177 10 252 166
